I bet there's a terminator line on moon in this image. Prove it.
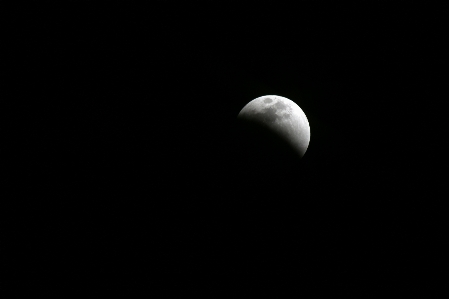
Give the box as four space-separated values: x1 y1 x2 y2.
237 95 310 159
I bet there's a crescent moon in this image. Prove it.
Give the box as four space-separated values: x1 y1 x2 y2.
237 95 310 159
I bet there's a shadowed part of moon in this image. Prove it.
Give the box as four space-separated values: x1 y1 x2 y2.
234 116 303 172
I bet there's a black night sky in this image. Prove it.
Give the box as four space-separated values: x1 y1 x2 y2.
7 2 445 296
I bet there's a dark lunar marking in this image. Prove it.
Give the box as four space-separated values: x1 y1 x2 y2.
263 98 273 104
258 106 279 123
282 113 291 119
274 101 288 111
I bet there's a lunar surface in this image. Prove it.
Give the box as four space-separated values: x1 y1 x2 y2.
237 95 310 159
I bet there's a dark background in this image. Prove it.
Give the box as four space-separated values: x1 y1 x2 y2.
6 2 445 296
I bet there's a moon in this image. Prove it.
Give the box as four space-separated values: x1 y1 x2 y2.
237 95 310 162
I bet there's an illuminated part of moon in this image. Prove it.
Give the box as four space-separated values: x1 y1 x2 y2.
237 95 310 159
